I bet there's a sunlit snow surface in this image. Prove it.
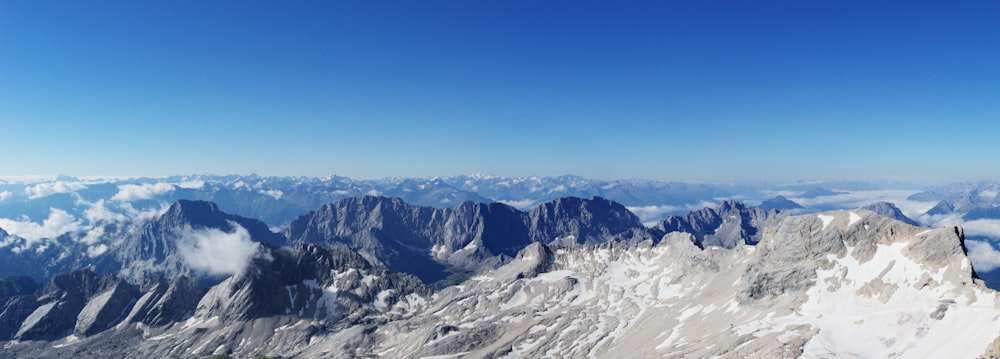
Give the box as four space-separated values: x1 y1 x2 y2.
365 211 1000 358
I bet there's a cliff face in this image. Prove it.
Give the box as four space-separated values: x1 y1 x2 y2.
654 200 788 248
283 196 654 283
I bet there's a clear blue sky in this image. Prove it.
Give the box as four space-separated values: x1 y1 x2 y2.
2 1 998 182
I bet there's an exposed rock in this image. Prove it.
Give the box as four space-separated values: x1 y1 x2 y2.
861 201 920 226
283 196 653 283
654 200 787 248
74 279 140 337
124 275 205 326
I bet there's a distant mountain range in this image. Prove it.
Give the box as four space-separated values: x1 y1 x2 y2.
1 192 995 357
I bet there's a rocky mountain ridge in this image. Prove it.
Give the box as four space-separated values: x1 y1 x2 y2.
3 208 996 358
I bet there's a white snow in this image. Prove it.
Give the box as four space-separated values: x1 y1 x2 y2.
849 212 861 226
817 214 835 230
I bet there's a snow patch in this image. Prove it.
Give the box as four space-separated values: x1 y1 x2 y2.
817 214 834 230
849 212 861 226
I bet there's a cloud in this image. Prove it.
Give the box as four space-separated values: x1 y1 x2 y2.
627 205 685 225
627 201 718 226
0 190 11 201
498 199 537 210
177 180 205 189
24 181 87 199
789 189 937 220
259 189 283 199
83 199 127 224
111 182 176 202
176 222 259 276
0 208 82 243
87 244 109 258
966 240 1000 272
120 202 172 221
80 226 105 245
957 219 1000 239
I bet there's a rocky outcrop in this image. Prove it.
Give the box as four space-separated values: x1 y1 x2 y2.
124 275 204 326
74 279 140 336
283 196 654 283
13 270 138 340
527 196 650 246
861 201 920 226
654 200 787 248
194 242 428 323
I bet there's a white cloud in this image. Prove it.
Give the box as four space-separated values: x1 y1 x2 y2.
958 219 1000 239
0 208 82 243
120 202 172 221
177 180 205 189
789 189 937 220
498 199 537 210
111 183 176 202
83 199 127 224
24 181 87 199
0 190 11 201
79 226 106 245
259 189 283 199
176 222 259 276
980 190 999 200
966 240 1000 272
87 244 109 258
627 205 685 226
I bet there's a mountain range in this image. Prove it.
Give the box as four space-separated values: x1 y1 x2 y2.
4 175 1000 357
2 195 997 357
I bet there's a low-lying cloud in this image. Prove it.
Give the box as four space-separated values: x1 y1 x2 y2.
84 199 128 224
966 240 1000 272
0 208 82 243
112 183 176 202
176 222 258 276
260 189 283 200
789 189 937 220
25 181 87 199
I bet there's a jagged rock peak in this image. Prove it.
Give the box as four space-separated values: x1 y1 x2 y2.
654 199 788 248
714 199 748 213
528 196 647 245
860 201 920 226
164 200 225 223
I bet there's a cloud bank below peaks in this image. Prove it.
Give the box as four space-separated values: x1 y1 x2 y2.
111 182 176 202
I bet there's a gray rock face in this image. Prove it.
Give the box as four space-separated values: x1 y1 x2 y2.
194 242 428 323
738 210 970 305
124 275 204 326
283 196 653 283
0 277 43 340
527 196 649 245
14 270 137 340
74 280 140 337
654 200 787 248
861 201 920 226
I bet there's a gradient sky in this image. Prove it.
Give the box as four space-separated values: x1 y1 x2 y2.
2 1 998 182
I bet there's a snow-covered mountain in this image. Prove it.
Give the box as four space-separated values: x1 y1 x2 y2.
3 208 998 358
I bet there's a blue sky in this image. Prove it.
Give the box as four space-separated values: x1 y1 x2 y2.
1 1 998 183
